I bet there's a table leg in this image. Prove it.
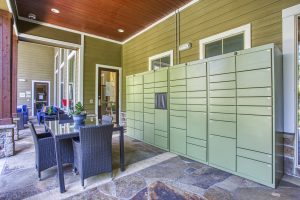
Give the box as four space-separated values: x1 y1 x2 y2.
119 127 125 171
54 139 66 193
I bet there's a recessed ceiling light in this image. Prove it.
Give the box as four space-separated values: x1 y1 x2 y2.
118 29 124 33
51 8 60 14
28 13 36 20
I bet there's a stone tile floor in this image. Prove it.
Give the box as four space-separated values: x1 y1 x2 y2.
0 124 300 200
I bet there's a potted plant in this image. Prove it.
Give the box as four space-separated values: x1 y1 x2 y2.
70 102 86 125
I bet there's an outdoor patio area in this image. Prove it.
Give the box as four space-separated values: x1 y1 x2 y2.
3 1 300 200
0 124 300 200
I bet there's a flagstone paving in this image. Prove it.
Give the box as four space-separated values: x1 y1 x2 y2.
1 124 300 200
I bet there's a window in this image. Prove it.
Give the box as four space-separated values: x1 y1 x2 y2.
68 56 75 107
60 49 65 64
55 72 59 105
149 50 173 71
55 53 59 70
204 34 244 58
199 24 251 59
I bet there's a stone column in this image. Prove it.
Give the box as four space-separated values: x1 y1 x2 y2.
0 124 15 158
14 126 19 140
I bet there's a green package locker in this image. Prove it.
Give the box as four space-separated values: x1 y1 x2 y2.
169 64 187 155
235 44 283 187
133 73 144 141
126 75 135 138
154 68 169 150
186 60 208 163
125 43 283 188
208 54 237 173
143 71 155 145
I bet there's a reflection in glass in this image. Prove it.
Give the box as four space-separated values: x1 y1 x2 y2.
205 40 222 58
223 33 244 54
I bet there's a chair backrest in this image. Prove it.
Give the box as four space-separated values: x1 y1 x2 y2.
79 124 113 163
101 115 113 125
29 122 39 145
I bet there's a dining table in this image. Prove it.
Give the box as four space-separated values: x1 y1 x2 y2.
45 117 125 193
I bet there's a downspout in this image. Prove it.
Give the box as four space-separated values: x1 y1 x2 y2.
175 10 180 65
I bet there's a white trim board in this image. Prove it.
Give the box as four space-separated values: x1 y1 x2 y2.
95 64 122 125
17 0 199 45
18 17 123 45
31 80 51 116
148 50 174 71
199 24 251 59
123 0 199 44
19 33 81 49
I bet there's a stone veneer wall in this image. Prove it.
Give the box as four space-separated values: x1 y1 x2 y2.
0 125 15 158
283 133 300 177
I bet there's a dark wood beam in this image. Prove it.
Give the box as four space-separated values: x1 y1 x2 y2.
0 9 13 125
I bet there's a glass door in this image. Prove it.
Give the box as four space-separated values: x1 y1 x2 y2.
33 82 49 115
98 68 119 124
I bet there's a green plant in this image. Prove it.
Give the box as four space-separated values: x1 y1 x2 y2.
70 102 86 115
47 106 53 115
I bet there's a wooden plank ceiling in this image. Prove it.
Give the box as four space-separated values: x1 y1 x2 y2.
15 0 191 42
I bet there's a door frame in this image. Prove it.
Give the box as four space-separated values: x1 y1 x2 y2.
95 64 122 125
282 4 300 169
31 80 51 116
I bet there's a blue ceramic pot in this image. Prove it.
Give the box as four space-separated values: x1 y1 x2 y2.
73 114 86 125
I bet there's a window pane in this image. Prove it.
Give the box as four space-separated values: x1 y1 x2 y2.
60 68 64 82
68 57 74 83
60 83 64 102
60 49 65 64
223 33 244 54
205 40 222 58
56 73 59 105
151 59 161 70
55 55 59 70
69 84 74 100
161 56 170 67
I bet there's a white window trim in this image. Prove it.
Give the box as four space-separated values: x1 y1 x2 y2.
54 52 59 106
148 50 174 71
282 4 300 170
199 24 251 59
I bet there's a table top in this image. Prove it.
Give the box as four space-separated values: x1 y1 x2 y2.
45 117 123 139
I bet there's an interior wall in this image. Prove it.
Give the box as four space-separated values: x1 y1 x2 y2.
17 41 54 115
122 0 300 111
83 36 122 113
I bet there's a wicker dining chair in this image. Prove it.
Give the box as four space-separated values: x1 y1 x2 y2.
29 122 57 180
101 115 113 125
72 124 114 187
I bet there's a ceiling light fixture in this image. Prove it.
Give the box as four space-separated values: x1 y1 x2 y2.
28 13 36 20
118 29 124 33
51 8 60 14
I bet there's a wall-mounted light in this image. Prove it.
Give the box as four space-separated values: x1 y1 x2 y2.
28 13 36 20
18 78 27 82
51 8 60 14
179 42 192 51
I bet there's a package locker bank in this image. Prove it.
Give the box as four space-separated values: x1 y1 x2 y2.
126 43 283 188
